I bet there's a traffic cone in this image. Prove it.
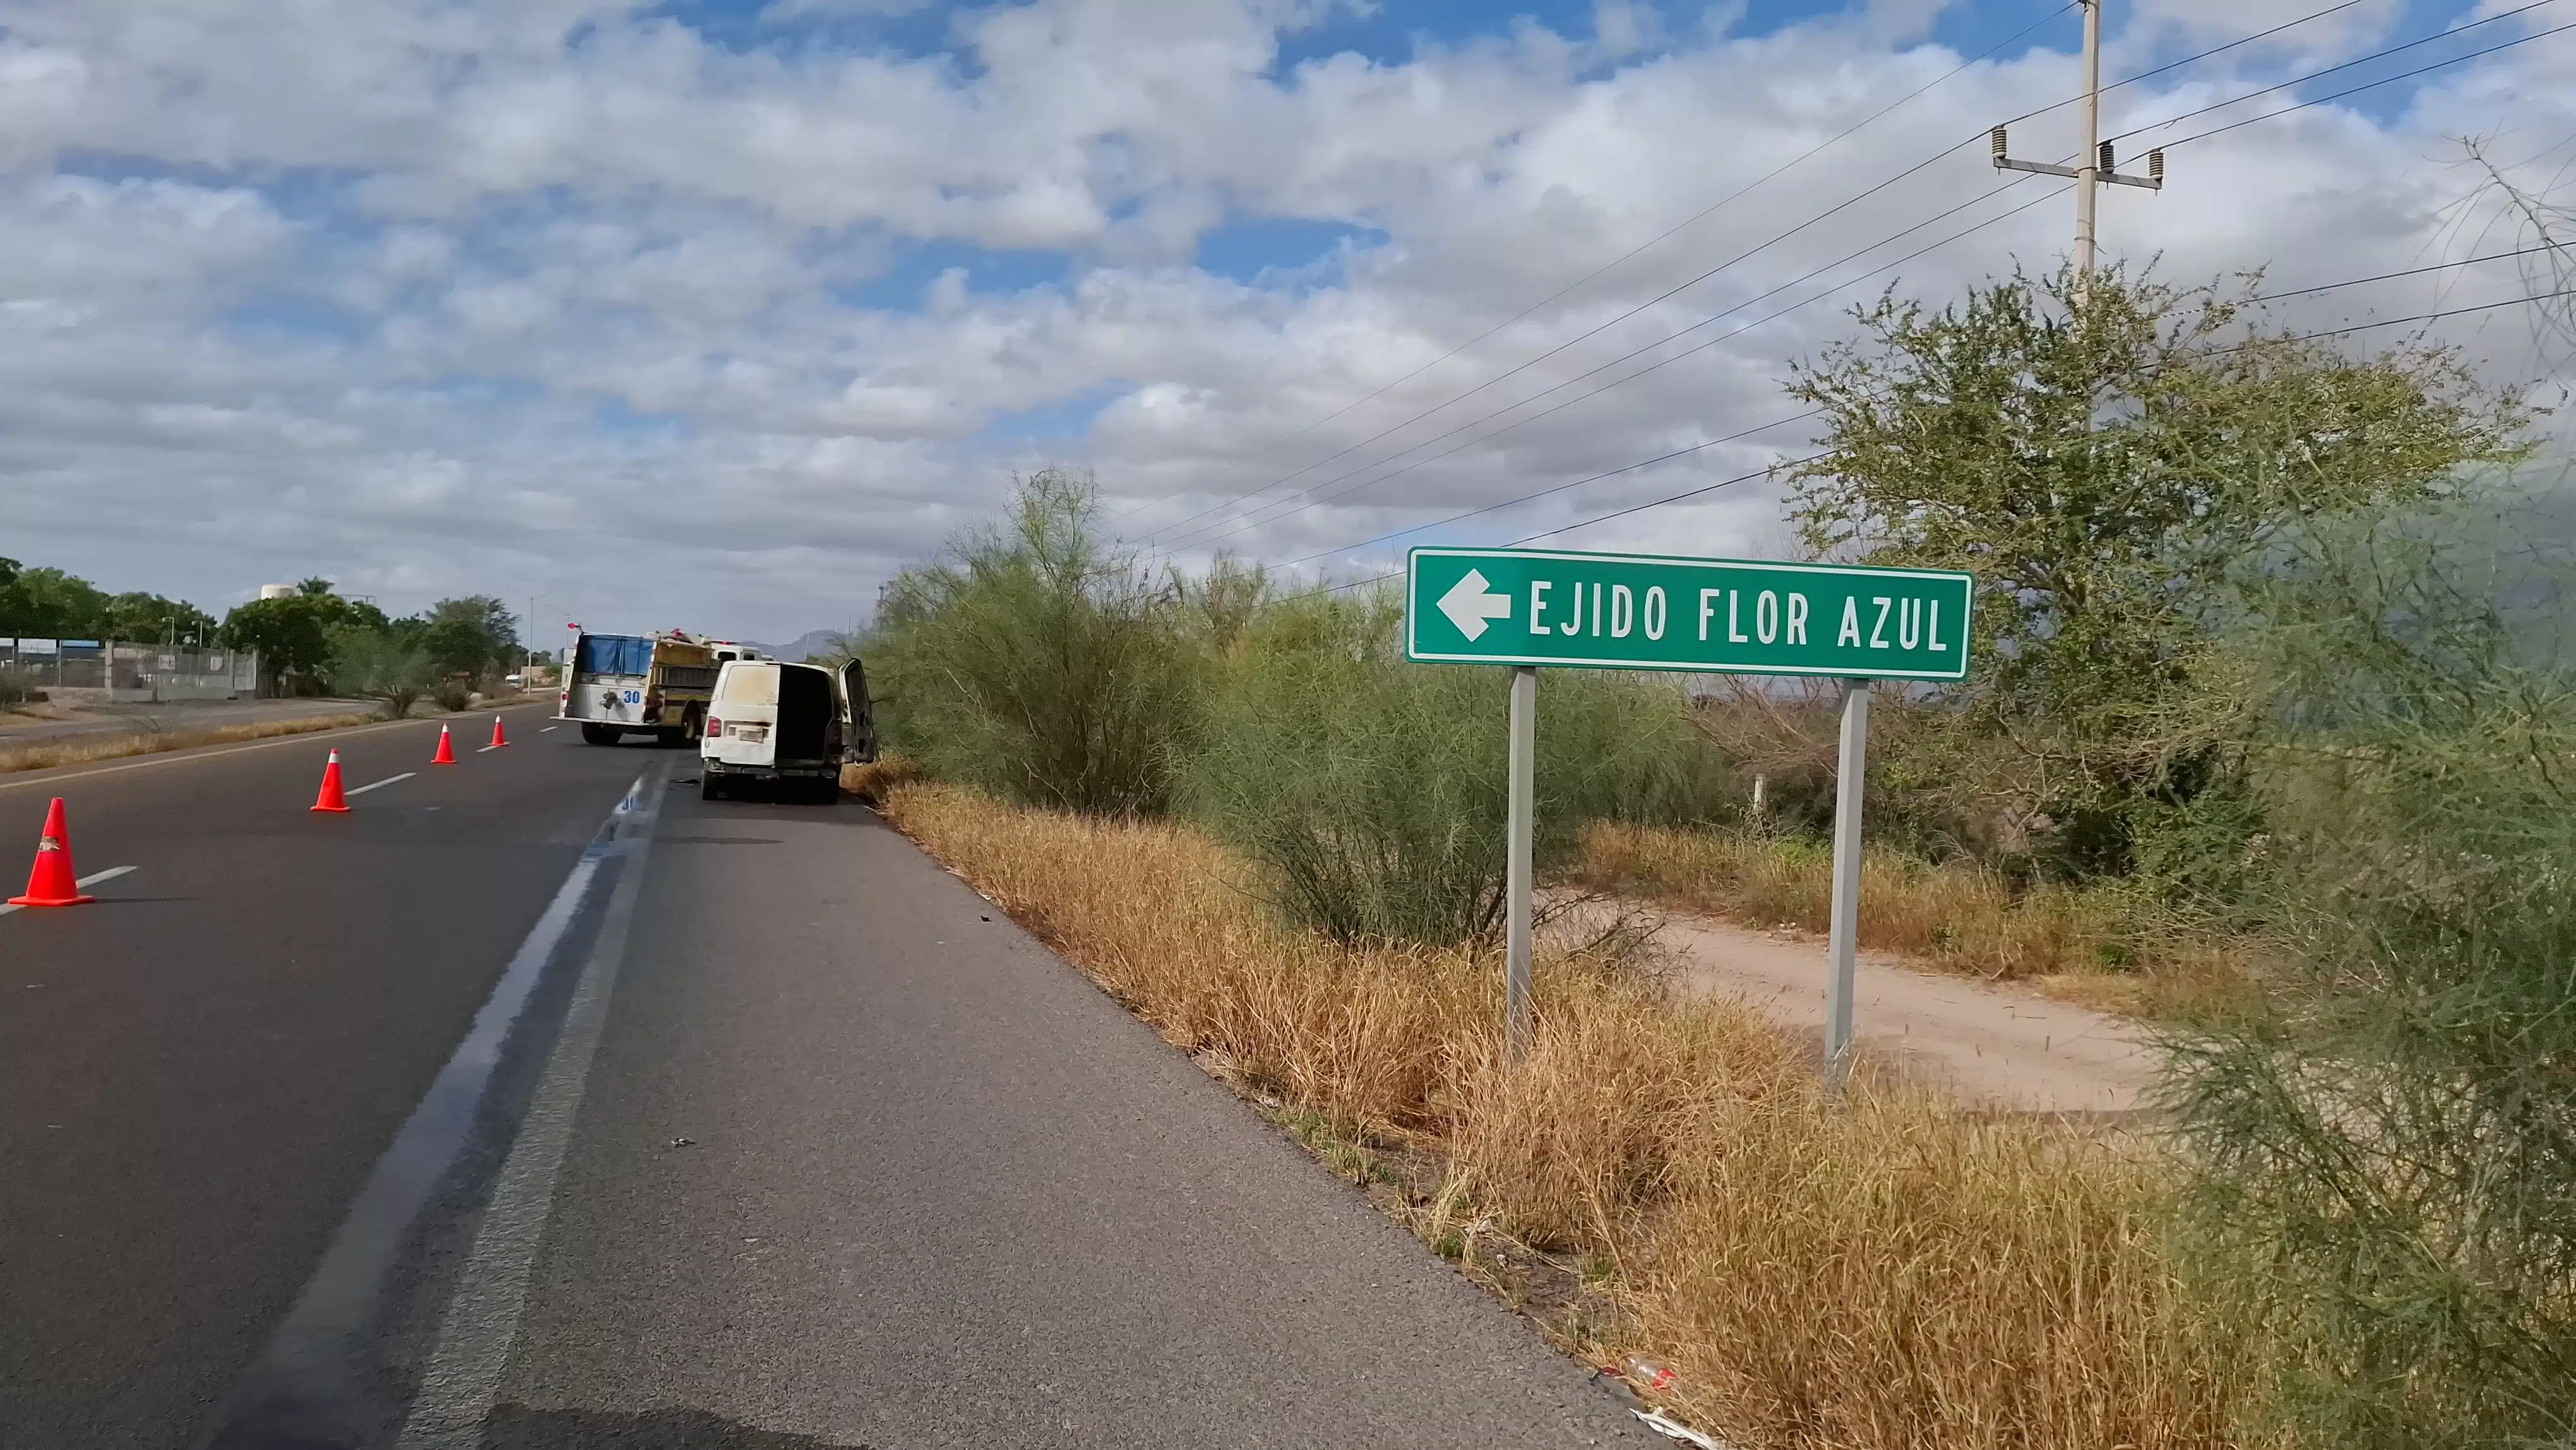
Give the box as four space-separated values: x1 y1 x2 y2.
311 750 350 813
431 724 456 765
9 798 95 906
487 714 509 748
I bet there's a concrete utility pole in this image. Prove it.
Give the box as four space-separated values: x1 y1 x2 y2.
1990 0 2164 301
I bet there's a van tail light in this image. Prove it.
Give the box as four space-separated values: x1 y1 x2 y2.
707 717 722 736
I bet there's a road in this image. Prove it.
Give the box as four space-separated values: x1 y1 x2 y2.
1 716 1649 1449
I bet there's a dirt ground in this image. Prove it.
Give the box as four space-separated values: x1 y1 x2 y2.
1556 899 2158 1116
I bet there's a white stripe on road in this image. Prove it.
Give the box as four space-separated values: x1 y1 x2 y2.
476 745 502 753
0 864 134 915
396 763 671 1450
537 726 558 734
346 772 416 797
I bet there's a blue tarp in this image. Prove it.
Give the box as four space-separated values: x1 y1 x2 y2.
575 634 655 677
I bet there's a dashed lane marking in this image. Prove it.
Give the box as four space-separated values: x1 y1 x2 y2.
347 772 416 797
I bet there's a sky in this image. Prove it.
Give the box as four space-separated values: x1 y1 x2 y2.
4 0 2573 643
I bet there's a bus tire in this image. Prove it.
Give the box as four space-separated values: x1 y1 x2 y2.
580 724 621 745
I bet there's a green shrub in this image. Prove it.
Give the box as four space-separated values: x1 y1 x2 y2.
1180 587 1717 945
2165 501 2576 1446
326 624 435 719
869 468 1200 815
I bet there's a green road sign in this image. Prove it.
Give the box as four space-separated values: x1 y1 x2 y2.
1404 546 1974 680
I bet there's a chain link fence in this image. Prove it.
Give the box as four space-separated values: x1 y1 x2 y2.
0 638 259 703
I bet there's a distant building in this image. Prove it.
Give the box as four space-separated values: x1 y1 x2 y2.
258 584 297 601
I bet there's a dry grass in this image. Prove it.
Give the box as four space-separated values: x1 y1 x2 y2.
0 710 382 774
883 782 2262 1450
840 752 926 805
1573 821 2250 1019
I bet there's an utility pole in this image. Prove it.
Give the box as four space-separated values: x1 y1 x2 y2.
523 590 558 674
1989 0 2164 301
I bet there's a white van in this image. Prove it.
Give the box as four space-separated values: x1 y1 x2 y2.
699 657 876 803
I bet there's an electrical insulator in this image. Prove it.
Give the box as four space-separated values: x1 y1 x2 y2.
1990 126 2008 160
2099 140 2115 172
2148 149 2164 181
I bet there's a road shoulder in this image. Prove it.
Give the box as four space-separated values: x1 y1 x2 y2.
477 789 1652 1449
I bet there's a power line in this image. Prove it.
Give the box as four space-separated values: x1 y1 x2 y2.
1163 180 2063 553
1138 141 2000 545
1138 0 2409 547
1988 0 2373 133
1107 0 2081 529
1280 261 2576 586
2108 1 2566 147
1232 235 2561 566
1216 27 2576 565
1513 285 2576 546
1275 412 1825 570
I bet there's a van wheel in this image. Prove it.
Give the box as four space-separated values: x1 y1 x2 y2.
700 773 724 801
580 724 620 745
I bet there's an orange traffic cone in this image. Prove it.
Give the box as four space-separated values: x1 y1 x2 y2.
9 797 95 906
487 714 509 748
311 750 350 813
431 724 457 765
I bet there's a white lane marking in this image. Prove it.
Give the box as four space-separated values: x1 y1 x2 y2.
346 772 416 797
537 725 558 734
396 763 671 1450
475 745 502 753
0 864 134 915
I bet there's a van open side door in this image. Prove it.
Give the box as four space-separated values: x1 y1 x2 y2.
840 658 878 764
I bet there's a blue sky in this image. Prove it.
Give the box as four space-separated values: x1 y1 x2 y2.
1 0 2567 640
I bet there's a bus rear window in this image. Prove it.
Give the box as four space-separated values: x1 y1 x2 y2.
576 635 654 676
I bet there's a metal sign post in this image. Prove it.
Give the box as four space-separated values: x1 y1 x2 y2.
1505 666 1536 1052
1823 680 1871 1092
1404 546 1972 1073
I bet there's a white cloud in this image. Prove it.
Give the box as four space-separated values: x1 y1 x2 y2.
0 0 2568 638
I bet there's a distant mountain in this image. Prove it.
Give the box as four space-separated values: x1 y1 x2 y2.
746 628 846 662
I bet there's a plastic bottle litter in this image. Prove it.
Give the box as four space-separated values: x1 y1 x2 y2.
1622 1356 1678 1393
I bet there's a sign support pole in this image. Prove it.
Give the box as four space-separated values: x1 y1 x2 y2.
1505 665 1537 1057
1823 678 1872 1094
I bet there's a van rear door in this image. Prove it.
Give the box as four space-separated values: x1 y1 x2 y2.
703 661 781 767
840 659 878 764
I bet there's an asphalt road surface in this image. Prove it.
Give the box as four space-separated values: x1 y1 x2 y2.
1 718 1652 1449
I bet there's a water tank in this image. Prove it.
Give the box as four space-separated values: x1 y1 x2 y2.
258 584 297 601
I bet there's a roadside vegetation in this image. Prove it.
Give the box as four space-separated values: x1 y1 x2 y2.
885 779 2248 1448
859 263 2576 1447
0 554 215 644
0 561 530 721
0 709 381 775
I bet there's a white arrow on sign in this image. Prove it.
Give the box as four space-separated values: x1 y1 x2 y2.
1436 568 1513 642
